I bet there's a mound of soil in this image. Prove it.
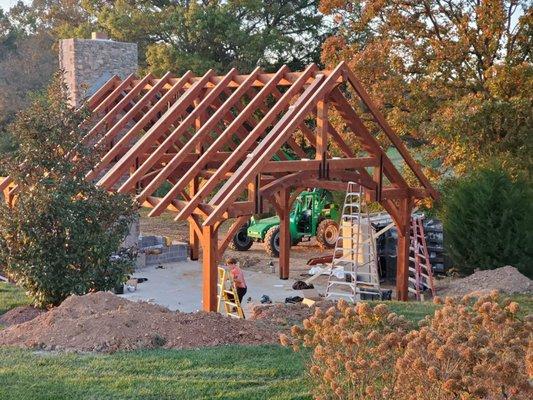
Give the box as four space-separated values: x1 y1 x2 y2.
0 306 44 327
0 292 277 352
438 266 532 297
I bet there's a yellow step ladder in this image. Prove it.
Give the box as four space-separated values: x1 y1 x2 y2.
217 267 244 319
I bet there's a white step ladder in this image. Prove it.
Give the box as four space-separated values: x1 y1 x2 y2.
325 183 381 302
408 216 436 300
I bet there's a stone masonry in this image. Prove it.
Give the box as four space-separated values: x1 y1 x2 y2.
139 236 188 267
59 34 138 106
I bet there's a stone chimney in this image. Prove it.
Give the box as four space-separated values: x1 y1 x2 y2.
59 33 138 107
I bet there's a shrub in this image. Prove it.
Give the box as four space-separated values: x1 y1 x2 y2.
396 292 532 400
283 295 532 400
280 300 411 399
439 167 532 277
0 76 137 307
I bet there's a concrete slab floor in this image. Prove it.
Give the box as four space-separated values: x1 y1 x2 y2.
118 259 324 315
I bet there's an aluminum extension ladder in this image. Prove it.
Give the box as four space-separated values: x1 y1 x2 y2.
408 216 436 300
217 267 244 318
325 183 381 302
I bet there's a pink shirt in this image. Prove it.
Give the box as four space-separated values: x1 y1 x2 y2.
230 266 247 288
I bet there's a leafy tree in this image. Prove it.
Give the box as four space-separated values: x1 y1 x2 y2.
2 0 328 74
319 0 532 178
0 76 137 307
0 8 57 159
96 0 328 74
438 166 532 277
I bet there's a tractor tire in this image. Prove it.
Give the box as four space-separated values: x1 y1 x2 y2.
316 219 339 249
264 226 281 257
229 225 253 251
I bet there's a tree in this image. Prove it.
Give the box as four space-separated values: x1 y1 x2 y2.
439 166 532 277
0 7 57 159
319 0 532 178
2 0 328 75
96 0 328 74
0 76 137 307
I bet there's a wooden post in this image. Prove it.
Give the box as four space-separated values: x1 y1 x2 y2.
188 179 200 260
279 188 290 279
202 224 218 311
189 102 204 261
396 198 413 301
316 98 328 178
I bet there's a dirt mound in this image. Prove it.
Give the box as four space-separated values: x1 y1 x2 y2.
438 266 532 297
0 306 44 327
0 292 276 352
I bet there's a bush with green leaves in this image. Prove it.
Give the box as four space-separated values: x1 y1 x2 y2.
439 167 532 278
0 76 137 307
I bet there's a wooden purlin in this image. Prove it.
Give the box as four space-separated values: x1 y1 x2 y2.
84 73 152 143
134 68 263 203
86 70 194 181
204 62 347 225
85 75 121 111
130 70 323 89
173 63 320 222
117 68 243 194
93 72 174 148
97 69 215 189
147 66 291 218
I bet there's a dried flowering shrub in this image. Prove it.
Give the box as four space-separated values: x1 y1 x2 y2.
280 300 411 400
395 291 533 400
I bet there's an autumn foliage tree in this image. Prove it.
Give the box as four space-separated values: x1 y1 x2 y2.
319 0 532 178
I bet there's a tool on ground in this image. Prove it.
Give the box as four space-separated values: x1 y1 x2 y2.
260 294 272 304
285 296 304 304
292 280 314 290
325 183 381 302
408 216 436 300
217 267 245 318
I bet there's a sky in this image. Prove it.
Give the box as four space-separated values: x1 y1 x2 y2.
0 0 21 11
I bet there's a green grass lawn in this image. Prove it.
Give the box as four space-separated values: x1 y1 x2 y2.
1 282 531 399
0 345 309 400
0 282 31 315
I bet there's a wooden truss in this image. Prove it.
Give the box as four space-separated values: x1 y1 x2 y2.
0 62 437 310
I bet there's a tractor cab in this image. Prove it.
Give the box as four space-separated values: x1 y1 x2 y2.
291 189 336 239
230 188 340 257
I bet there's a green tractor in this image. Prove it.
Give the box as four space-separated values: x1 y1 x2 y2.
229 189 340 257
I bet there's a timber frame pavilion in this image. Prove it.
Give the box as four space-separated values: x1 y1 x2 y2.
1 62 438 310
